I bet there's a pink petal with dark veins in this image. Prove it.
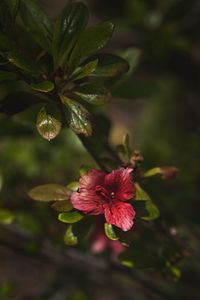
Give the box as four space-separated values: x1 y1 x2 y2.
104 202 135 231
104 168 135 201
70 189 104 215
80 169 106 190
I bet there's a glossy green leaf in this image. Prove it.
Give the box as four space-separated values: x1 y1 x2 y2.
84 53 129 77
31 81 54 93
6 52 41 74
58 211 84 224
104 223 119 240
135 183 151 201
61 95 92 137
142 200 160 221
73 83 111 105
53 2 89 66
3 0 19 18
0 209 15 225
70 59 98 81
64 225 78 246
143 167 162 178
73 22 114 59
28 184 70 201
20 0 52 52
67 181 79 191
51 200 73 212
0 71 18 82
36 105 61 140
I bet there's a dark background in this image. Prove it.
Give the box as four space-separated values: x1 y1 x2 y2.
0 0 200 299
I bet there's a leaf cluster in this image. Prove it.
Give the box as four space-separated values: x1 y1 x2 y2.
0 0 129 139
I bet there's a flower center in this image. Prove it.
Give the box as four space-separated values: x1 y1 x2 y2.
95 185 115 203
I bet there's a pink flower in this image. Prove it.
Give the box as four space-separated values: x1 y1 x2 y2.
70 168 136 231
91 226 126 260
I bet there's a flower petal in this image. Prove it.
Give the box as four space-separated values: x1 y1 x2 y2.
80 169 106 190
104 202 135 231
104 168 135 201
70 190 104 215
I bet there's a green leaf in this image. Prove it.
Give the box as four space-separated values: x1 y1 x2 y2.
6 52 41 74
64 225 78 245
73 83 111 105
123 133 131 159
120 260 134 268
143 167 162 178
53 2 89 66
3 0 20 18
61 95 92 137
79 165 91 177
67 181 79 191
0 71 18 82
28 184 70 201
120 48 140 75
58 211 84 224
51 200 73 212
36 105 62 140
31 81 55 93
104 223 119 240
73 22 114 58
70 59 98 81
20 0 52 52
0 80 50 115
0 209 15 225
84 53 129 77
142 201 160 221
135 183 151 201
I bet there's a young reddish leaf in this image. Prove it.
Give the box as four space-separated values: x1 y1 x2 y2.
28 184 70 201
